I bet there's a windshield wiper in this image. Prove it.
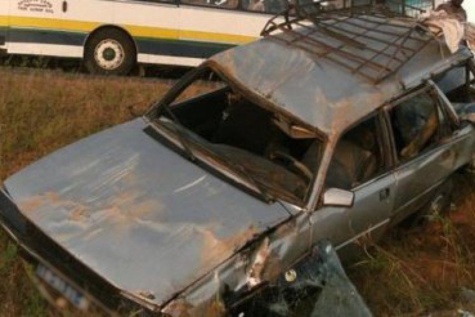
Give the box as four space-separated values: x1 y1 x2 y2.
152 104 274 203
160 105 196 162
217 155 275 204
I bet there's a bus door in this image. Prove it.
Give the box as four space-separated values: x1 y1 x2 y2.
8 0 64 55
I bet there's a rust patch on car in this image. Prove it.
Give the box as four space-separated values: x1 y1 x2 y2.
17 191 61 214
188 297 227 317
200 226 258 267
70 204 90 221
247 237 271 287
244 236 285 287
107 194 158 220
260 249 285 283
162 298 194 317
163 296 227 317
16 189 164 228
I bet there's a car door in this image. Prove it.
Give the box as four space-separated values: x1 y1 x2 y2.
309 114 396 252
386 82 462 224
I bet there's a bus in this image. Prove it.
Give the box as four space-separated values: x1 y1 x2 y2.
0 0 436 75
0 0 289 75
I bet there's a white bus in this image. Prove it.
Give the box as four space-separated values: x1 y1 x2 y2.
0 0 438 75
0 0 289 75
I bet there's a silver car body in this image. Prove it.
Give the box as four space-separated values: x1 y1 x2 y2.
1 11 475 316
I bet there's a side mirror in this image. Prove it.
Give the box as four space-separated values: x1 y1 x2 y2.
323 188 354 207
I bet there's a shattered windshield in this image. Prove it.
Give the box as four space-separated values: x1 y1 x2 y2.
147 67 323 205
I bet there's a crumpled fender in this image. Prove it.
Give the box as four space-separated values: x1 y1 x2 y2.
225 240 372 317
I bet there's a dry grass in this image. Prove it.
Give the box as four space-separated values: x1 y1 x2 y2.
1 66 475 316
347 173 475 316
0 67 172 316
0 68 173 180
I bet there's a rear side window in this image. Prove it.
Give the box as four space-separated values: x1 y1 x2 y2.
434 62 475 104
389 88 452 161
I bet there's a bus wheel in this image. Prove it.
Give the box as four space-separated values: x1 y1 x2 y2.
84 28 136 76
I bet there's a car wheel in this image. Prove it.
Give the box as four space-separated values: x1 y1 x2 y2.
84 28 136 76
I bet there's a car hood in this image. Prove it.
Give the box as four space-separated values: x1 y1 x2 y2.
4 118 292 306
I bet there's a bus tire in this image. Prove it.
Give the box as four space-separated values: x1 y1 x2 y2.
84 28 136 76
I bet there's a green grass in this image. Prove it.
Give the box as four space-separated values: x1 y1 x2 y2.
1 67 475 316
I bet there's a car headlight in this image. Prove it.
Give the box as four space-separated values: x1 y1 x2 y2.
0 187 28 238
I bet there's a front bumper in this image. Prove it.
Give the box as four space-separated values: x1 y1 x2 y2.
0 189 153 315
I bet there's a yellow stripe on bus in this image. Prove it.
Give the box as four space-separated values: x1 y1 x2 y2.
179 29 255 44
2 16 256 44
0 15 9 27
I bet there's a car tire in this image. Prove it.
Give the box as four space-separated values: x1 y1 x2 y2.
84 28 136 76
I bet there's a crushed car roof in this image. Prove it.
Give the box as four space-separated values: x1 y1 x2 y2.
210 12 473 136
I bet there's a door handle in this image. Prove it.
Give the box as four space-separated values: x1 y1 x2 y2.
62 1 68 12
379 188 390 201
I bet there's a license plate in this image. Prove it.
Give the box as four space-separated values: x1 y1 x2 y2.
36 263 89 310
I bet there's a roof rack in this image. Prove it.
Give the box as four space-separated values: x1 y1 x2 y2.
260 5 435 84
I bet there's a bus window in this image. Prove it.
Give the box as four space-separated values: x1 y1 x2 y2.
139 0 177 3
181 0 240 9
244 0 288 13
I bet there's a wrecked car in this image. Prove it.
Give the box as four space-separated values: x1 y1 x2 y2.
1 9 475 317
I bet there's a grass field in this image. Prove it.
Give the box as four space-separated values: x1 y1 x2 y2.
0 66 474 316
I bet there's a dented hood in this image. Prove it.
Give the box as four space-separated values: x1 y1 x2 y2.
4 118 291 306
